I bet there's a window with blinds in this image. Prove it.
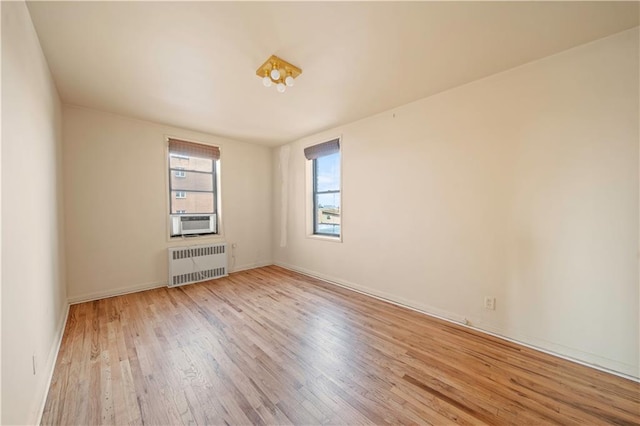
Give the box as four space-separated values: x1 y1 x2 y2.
168 138 219 217
305 138 341 237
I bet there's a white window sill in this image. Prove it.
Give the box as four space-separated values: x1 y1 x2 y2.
167 233 225 244
306 233 342 243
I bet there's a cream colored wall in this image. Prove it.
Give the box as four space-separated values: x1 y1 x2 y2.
273 28 639 378
1 2 4 420
1 2 68 424
63 106 272 302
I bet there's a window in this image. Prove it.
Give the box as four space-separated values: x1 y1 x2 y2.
168 138 219 227
305 139 341 237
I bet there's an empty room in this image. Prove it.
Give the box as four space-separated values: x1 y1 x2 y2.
2 1 639 424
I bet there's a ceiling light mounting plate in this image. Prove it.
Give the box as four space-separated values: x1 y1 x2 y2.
256 55 302 79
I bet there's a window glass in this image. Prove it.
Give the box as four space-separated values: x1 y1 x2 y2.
169 150 216 215
313 151 340 237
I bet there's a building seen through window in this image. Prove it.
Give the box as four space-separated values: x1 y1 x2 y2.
168 146 217 215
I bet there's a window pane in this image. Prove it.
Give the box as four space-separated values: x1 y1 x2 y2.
170 171 214 192
316 223 340 235
169 155 213 172
171 191 215 214
315 192 340 235
315 152 340 192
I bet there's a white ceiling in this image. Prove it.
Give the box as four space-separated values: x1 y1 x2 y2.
27 1 639 147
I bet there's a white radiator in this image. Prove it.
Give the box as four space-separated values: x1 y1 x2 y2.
168 243 228 287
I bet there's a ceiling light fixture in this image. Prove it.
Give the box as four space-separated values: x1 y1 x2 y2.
256 55 302 94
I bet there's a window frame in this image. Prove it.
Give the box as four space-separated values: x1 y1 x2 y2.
165 136 223 241
305 136 342 242
312 156 341 237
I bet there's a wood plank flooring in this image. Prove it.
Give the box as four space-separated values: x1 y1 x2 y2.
42 266 639 425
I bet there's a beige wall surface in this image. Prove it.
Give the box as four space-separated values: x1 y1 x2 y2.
1 2 68 424
273 28 639 378
63 106 273 302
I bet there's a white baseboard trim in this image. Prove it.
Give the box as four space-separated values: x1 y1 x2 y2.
67 260 273 305
231 260 273 273
34 302 70 425
275 261 639 382
68 281 167 304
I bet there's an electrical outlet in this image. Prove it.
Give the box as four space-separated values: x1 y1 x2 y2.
32 354 37 375
484 297 496 310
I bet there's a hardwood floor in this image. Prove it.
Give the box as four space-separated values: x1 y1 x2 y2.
42 266 639 425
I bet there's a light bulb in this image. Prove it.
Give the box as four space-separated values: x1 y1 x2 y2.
276 82 286 93
270 68 280 80
285 75 294 87
262 76 272 87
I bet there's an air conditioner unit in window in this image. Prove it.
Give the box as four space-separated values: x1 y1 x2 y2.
170 214 216 236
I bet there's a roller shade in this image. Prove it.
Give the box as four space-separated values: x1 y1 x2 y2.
304 138 340 160
168 138 220 160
